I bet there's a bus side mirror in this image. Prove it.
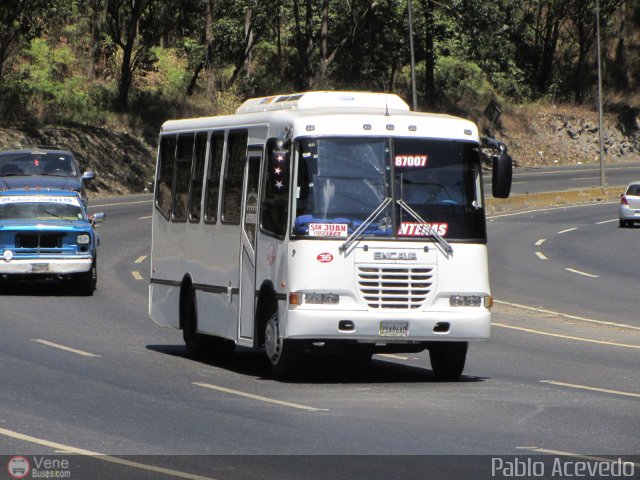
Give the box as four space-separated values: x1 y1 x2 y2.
82 169 96 181
492 152 512 199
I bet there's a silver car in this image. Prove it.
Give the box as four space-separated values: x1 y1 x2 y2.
619 182 640 227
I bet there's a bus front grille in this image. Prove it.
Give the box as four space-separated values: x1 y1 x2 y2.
357 266 433 309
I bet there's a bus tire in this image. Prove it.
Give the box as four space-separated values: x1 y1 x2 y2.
182 286 205 359
428 342 468 381
264 313 304 379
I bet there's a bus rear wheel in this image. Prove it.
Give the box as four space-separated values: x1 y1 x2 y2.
429 342 468 381
264 314 304 379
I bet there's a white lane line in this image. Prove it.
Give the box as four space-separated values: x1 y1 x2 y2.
194 382 328 412
535 251 548 260
495 299 640 331
596 218 618 224
516 446 640 467
131 271 143 280
89 199 152 208
0 427 218 480
493 323 640 350
540 380 640 399
565 267 599 278
488 201 619 219
557 227 577 234
32 339 100 357
134 255 148 264
535 238 546 246
138 215 152 220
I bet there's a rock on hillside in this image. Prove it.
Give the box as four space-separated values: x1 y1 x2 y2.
498 104 640 167
0 124 155 196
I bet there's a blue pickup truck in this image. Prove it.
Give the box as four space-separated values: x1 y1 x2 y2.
0 189 104 295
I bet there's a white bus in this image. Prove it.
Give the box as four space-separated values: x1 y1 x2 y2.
149 91 512 380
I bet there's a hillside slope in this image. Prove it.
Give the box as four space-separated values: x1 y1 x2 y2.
0 104 638 196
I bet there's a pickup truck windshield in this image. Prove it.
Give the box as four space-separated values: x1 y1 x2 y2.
0 202 84 221
292 137 486 242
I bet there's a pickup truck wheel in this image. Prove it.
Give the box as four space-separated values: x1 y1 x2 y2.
429 342 468 381
76 258 96 296
264 313 304 379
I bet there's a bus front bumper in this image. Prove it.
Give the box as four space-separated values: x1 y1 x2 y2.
285 308 491 342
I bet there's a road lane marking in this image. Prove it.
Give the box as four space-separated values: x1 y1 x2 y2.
134 255 148 264
557 227 577 234
535 238 546 246
0 427 218 480
138 215 152 220
89 199 152 208
193 382 328 412
488 201 619 219
565 267 598 278
32 339 100 357
540 380 640 399
596 218 618 224
132 271 143 280
516 446 640 467
495 300 640 331
535 251 547 260
493 323 640 350
378 353 410 360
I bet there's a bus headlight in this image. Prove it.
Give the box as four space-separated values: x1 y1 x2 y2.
449 295 483 307
289 291 340 307
77 234 91 245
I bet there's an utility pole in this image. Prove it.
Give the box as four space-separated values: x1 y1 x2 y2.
407 0 418 111
596 0 606 189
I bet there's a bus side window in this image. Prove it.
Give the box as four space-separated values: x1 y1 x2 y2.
261 138 290 238
172 134 195 222
189 132 208 223
156 135 177 220
204 132 224 223
221 130 248 224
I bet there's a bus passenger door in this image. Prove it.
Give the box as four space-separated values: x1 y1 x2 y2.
239 149 262 343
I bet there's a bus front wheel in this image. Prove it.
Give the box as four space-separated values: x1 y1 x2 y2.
264 314 304 379
428 342 468 381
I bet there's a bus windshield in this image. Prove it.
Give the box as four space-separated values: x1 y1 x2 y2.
292 137 486 242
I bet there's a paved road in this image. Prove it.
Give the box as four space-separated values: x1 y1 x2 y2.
485 161 640 195
0 195 637 479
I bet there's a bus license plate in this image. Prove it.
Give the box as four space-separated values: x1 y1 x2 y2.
379 321 409 337
31 263 49 273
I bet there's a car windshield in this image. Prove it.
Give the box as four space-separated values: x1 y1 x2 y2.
0 152 77 177
0 201 85 221
625 184 640 196
292 137 486 242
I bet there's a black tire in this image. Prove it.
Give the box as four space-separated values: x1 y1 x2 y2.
76 258 96 296
429 342 468 381
182 287 205 359
264 313 304 379
182 286 235 361
619 219 627 228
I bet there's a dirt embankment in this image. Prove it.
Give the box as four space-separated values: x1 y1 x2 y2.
0 124 156 196
0 104 638 196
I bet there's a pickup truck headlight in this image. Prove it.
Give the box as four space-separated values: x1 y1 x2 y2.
77 234 91 245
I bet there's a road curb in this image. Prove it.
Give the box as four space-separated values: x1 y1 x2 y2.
485 186 624 215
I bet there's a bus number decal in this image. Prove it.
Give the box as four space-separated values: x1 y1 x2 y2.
317 252 334 263
309 223 348 237
394 155 427 168
398 222 448 237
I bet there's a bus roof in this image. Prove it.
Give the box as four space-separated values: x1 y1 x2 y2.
161 91 479 141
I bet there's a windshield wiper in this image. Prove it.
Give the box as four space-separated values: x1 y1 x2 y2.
339 197 392 253
44 210 72 223
396 199 453 254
